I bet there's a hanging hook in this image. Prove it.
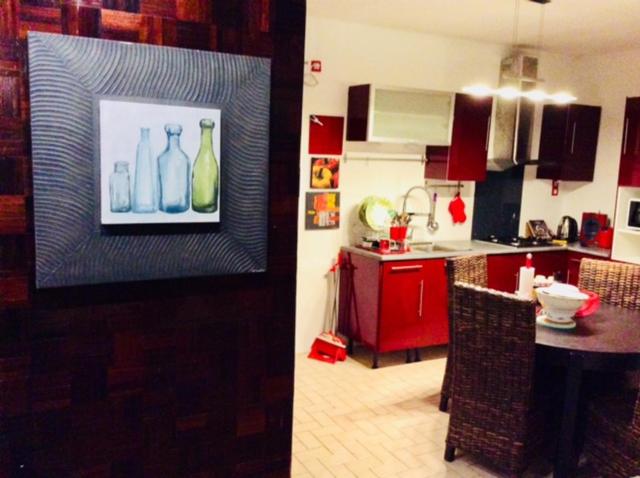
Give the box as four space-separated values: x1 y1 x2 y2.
310 115 324 126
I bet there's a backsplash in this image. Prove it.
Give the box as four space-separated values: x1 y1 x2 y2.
472 165 525 239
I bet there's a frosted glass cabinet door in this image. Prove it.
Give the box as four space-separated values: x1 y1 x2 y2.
346 84 454 145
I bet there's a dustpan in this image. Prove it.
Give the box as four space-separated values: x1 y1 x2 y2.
308 253 347 364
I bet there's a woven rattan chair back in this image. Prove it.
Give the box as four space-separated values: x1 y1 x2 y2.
444 282 539 475
439 254 488 412
578 258 640 311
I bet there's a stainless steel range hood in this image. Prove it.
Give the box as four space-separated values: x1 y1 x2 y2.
487 54 541 171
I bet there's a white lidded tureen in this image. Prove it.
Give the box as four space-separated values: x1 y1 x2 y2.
535 283 589 330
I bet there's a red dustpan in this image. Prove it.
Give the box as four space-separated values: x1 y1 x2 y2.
308 253 347 364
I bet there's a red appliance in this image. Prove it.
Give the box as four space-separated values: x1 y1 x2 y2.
580 213 608 247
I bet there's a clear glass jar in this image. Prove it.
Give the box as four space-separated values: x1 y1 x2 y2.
109 161 131 213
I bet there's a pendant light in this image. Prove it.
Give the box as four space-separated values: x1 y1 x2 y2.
463 0 576 104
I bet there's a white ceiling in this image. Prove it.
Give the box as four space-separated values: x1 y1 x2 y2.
307 0 640 56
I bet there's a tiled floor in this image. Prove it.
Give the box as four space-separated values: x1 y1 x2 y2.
292 346 557 478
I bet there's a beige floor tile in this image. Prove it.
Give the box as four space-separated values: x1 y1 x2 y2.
293 347 555 478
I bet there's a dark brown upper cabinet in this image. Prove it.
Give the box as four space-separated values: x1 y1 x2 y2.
536 103 601 181
618 97 640 187
424 93 493 182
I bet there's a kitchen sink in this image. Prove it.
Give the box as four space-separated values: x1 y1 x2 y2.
410 241 474 253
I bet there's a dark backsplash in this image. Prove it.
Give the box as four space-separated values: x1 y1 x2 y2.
472 165 525 239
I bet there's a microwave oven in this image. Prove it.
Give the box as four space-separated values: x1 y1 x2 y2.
628 199 640 230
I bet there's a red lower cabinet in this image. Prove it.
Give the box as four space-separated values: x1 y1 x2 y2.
487 251 568 292
338 252 448 367
566 251 611 286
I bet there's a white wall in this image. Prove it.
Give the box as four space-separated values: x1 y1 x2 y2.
559 49 640 223
521 48 640 236
295 15 594 353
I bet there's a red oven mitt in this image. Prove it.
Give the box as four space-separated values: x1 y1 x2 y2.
448 193 467 224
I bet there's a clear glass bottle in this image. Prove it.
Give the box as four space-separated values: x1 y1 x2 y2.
158 124 190 213
109 161 131 213
132 127 158 213
191 119 219 213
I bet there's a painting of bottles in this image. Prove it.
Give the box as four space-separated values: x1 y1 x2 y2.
99 99 221 225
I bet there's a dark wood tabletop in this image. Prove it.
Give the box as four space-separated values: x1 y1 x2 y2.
534 303 640 478
536 303 640 355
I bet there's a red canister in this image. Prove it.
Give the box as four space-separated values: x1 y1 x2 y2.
596 228 613 249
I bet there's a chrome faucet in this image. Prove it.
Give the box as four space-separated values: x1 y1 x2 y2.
401 185 439 233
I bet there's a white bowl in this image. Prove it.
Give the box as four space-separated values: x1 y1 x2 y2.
536 285 589 322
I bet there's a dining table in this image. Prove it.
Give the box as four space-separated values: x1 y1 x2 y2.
535 303 640 478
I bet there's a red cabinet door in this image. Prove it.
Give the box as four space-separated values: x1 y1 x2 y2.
567 254 582 286
618 97 640 187
425 93 492 181
487 253 525 293
420 259 448 346
531 251 568 282
379 261 425 352
489 252 568 292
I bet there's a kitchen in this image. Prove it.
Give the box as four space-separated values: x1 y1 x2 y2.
294 1 640 477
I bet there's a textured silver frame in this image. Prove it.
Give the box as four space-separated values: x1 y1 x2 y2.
28 32 271 288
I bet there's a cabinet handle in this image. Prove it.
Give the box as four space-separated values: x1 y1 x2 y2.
391 265 423 272
418 279 424 318
570 122 577 154
567 269 571 284
485 115 491 151
623 117 630 155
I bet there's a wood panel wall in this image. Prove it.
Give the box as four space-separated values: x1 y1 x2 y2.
0 0 305 476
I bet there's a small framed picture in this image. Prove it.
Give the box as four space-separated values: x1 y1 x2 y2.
310 157 339 189
305 192 340 230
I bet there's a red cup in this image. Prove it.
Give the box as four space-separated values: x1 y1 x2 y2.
596 228 613 249
390 226 408 241
379 239 390 252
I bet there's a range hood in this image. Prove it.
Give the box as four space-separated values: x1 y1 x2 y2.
487 54 541 171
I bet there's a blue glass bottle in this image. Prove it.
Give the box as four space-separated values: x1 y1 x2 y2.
132 127 158 213
109 161 131 212
158 124 190 213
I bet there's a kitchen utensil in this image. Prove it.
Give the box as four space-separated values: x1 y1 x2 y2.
557 216 578 242
428 192 439 232
448 192 467 224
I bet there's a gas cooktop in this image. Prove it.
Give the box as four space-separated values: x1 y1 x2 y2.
485 235 554 248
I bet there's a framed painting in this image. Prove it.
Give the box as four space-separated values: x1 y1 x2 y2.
28 32 271 288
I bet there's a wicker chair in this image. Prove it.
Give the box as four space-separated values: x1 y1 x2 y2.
444 282 544 477
578 258 640 311
439 254 488 412
583 388 640 476
580 258 640 476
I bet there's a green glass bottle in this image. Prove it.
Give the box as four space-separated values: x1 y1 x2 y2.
191 118 219 213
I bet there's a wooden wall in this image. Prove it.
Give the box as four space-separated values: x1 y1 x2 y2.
0 0 305 476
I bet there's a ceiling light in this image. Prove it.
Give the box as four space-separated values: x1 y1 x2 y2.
461 0 576 105
549 92 577 104
462 85 494 97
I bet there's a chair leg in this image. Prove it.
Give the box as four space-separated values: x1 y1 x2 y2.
438 394 449 412
444 444 455 462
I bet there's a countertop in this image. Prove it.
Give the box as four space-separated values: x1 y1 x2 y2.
342 240 611 262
